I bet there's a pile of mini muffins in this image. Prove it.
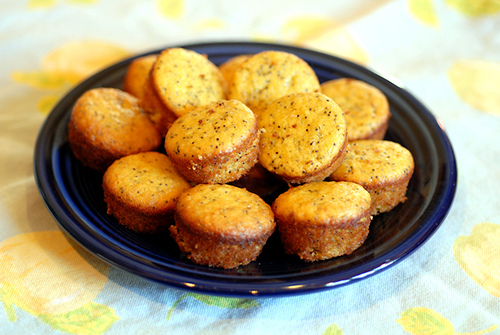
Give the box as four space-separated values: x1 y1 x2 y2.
67 47 414 269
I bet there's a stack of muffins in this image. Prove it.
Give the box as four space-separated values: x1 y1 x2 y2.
67 47 414 269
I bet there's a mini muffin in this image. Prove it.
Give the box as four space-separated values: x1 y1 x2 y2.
258 92 348 184
102 151 191 233
140 70 178 137
320 78 391 141
165 99 259 184
68 87 162 172
329 140 414 215
170 184 276 269
151 47 227 117
227 50 320 116
123 54 158 99
218 54 251 86
272 181 372 261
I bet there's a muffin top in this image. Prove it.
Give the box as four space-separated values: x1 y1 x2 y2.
175 184 276 240
329 140 414 188
140 69 178 137
258 92 347 182
272 181 371 227
103 151 191 212
123 54 158 100
165 99 258 159
228 50 320 115
69 87 161 152
219 54 251 87
320 78 390 141
152 47 226 117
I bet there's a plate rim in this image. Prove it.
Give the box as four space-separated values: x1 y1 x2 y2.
34 41 457 297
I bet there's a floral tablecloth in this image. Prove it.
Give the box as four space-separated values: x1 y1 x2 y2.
1 0 500 334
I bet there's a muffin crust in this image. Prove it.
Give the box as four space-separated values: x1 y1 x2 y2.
140 70 178 137
123 54 158 100
103 151 191 233
329 140 414 215
68 87 162 172
170 184 276 268
272 181 372 261
321 78 391 141
219 54 251 87
165 100 259 184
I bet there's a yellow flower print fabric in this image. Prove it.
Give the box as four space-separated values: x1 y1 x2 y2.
157 0 184 19
0 231 118 334
2 1 499 333
446 0 500 16
407 0 500 115
397 307 498 334
28 0 97 9
41 40 129 83
11 40 129 114
408 0 500 26
453 223 500 297
281 16 368 65
323 323 343 335
194 19 226 32
408 0 439 26
448 60 500 116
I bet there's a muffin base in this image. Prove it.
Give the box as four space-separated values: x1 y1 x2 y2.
169 221 272 269
366 175 412 215
359 120 389 140
169 131 260 184
278 216 371 262
103 191 174 234
68 123 118 172
279 137 348 185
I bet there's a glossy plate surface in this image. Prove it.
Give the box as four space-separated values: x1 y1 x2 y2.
34 41 457 297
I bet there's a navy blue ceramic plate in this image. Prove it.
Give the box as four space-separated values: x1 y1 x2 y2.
34 42 457 297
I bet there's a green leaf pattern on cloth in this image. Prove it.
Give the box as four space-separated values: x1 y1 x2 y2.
0 286 17 322
38 302 119 335
166 293 259 320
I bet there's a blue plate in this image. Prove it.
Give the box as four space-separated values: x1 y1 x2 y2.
34 41 457 297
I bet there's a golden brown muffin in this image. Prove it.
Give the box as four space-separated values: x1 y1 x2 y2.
165 99 260 184
227 50 320 116
170 184 276 269
68 87 162 172
151 47 227 117
140 70 178 137
329 139 414 215
102 151 191 233
320 78 391 141
123 54 158 100
218 54 250 87
258 92 348 184
272 181 372 262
